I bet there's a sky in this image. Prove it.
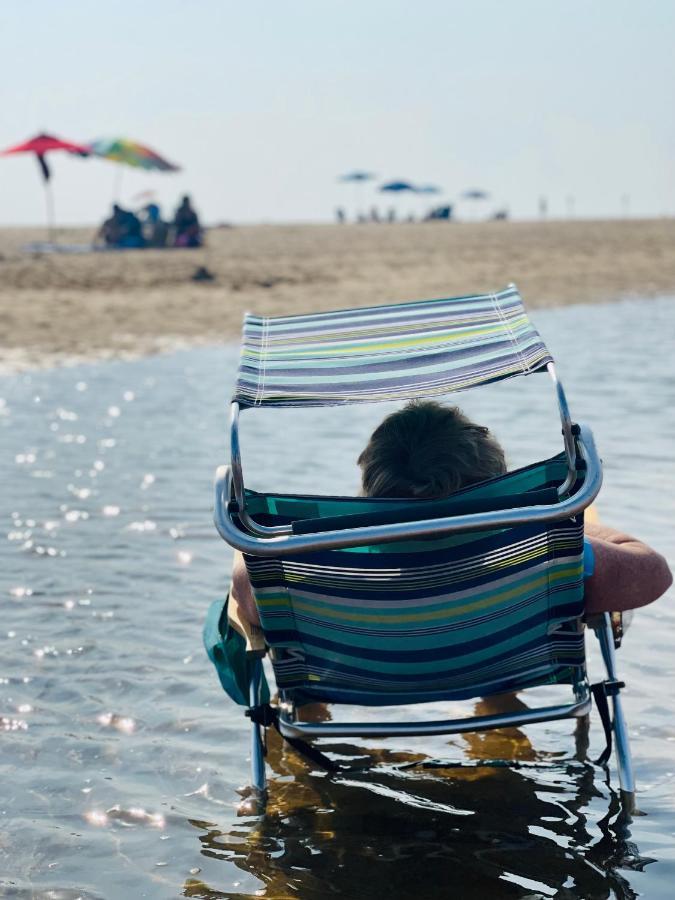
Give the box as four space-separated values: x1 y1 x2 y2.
1 0 674 226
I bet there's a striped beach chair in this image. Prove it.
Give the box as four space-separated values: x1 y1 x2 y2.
206 285 635 813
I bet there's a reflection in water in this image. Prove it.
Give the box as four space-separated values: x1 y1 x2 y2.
187 702 654 900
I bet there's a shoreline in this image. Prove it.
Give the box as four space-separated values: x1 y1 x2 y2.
3 293 670 377
2 219 675 373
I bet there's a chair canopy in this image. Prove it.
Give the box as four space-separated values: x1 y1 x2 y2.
241 453 586 706
234 284 553 408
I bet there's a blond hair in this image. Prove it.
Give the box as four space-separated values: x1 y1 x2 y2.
358 400 506 499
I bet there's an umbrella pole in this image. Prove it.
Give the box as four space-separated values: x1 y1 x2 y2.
44 180 55 245
113 166 123 202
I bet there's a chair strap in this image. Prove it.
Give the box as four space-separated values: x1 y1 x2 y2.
591 679 625 765
246 704 341 774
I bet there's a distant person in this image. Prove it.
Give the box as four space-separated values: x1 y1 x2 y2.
370 206 380 223
97 204 123 247
97 204 144 249
173 195 203 248
118 206 144 248
539 196 548 219
424 205 453 221
142 203 169 248
387 208 396 223
335 207 346 224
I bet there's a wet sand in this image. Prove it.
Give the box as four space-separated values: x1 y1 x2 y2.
2 218 675 370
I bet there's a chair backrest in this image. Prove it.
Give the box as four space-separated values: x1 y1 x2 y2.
243 453 587 707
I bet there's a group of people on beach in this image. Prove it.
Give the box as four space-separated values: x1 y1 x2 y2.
335 205 507 224
96 195 203 250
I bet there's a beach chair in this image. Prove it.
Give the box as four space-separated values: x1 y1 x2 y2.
205 285 635 813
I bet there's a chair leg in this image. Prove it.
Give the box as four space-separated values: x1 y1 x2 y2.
612 692 637 816
240 659 267 815
593 613 636 815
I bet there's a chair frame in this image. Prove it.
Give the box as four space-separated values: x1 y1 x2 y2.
213 365 636 814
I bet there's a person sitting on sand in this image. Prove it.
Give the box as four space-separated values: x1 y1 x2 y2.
118 206 144 248
230 400 672 627
142 203 169 248
173 195 202 248
97 204 124 247
97 204 145 249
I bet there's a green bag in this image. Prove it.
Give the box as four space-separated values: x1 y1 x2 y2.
203 596 270 707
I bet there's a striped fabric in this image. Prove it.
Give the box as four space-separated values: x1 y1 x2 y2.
234 284 553 408
243 455 587 706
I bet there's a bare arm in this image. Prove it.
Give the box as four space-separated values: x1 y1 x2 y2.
230 550 261 626
584 521 672 614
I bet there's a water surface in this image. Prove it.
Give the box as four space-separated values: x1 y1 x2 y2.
1 297 674 899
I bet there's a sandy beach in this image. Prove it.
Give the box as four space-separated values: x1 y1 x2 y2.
2 218 675 371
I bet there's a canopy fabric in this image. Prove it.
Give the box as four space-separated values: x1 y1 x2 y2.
1 133 89 157
379 180 416 192
233 284 553 409
86 138 179 171
338 171 375 182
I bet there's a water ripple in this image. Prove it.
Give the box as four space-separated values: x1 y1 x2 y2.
1 296 674 897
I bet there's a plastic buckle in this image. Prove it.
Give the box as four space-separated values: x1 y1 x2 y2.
602 679 625 698
245 704 278 727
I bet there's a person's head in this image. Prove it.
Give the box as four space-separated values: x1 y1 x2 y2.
180 195 191 207
357 400 506 499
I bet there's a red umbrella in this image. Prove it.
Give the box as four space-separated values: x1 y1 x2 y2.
1 132 90 240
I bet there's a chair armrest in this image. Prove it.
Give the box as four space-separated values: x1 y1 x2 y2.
214 423 602 557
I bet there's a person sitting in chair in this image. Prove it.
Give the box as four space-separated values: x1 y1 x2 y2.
231 400 672 626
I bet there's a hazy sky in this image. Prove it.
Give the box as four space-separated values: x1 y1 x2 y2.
1 1 674 225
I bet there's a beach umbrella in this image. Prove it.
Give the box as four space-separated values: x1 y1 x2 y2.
379 180 417 193
462 188 490 200
379 181 418 222
414 185 443 220
460 188 491 221
338 171 376 183
85 137 180 200
0 132 90 240
337 171 376 220
86 138 180 172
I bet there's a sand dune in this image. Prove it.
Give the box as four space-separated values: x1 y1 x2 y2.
1 219 674 370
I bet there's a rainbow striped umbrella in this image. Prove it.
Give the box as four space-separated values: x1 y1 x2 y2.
86 138 180 172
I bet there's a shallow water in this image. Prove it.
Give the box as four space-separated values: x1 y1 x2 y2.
1 296 674 899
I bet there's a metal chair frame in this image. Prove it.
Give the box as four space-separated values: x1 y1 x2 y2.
213 368 636 814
